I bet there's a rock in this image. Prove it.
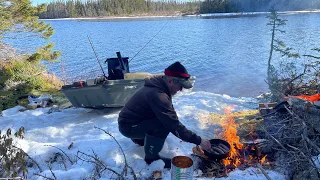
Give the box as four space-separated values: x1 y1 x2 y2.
27 103 38 110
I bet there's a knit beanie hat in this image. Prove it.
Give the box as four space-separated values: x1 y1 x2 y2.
164 62 193 89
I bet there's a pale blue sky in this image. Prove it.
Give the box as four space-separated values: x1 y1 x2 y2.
32 0 52 5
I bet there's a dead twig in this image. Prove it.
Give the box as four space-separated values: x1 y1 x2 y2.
45 145 74 164
76 150 121 176
33 173 55 180
301 135 320 178
262 127 293 156
285 105 320 153
54 152 67 170
301 128 320 153
92 149 102 178
263 99 320 179
95 126 137 180
48 162 57 180
257 163 272 180
13 145 43 173
286 144 300 151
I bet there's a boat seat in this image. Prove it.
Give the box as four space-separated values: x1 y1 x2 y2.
124 72 163 79
86 79 96 86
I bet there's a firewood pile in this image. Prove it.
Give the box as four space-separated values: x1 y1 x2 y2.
262 98 320 179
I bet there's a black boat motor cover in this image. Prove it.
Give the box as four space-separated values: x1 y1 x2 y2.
106 57 130 80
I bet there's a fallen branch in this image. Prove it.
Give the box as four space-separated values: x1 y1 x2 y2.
257 164 272 180
301 136 320 178
262 127 292 155
286 144 300 151
285 106 320 153
303 135 320 153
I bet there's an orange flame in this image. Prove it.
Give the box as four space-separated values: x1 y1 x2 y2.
260 155 267 165
213 106 270 170
217 106 243 167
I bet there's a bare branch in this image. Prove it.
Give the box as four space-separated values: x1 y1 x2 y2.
48 162 57 180
33 173 55 180
257 164 272 180
76 150 121 176
44 145 74 164
13 145 43 173
94 126 137 180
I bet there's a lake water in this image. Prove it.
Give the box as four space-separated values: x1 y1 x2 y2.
7 12 320 97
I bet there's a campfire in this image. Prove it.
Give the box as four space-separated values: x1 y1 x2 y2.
193 98 320 179
193 106 272 178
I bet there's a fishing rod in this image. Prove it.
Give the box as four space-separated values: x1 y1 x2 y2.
129 21 169 63
87 35 107 79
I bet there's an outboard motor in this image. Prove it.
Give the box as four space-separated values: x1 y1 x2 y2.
105 52 130 80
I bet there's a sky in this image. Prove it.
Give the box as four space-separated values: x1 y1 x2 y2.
32 0 52 5
0 91 289 179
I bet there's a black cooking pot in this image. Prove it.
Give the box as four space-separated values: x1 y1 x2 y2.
203 139 231 160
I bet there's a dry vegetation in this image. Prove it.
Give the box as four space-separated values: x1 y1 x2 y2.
262 99 320 179
0 43 64 111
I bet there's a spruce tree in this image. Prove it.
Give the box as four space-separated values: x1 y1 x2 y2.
0 0 61 111
0 0 59 62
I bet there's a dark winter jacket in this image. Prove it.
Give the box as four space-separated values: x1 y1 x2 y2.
118 76 201 145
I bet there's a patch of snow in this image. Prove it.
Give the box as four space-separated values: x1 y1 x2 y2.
0 91 284 179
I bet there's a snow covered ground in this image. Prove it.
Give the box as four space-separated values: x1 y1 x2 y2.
0 91 285 179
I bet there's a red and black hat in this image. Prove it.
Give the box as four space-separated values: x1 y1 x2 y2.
164 62 193 89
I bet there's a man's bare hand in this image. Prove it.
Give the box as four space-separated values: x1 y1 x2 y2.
200 138 211 150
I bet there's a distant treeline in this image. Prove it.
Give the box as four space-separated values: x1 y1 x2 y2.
200 0 320 14
38 0 320 19
38 0 200 19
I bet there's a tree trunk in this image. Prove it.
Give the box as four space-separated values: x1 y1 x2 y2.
267 17 276 84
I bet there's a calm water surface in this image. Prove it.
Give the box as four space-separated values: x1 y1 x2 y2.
7 13 320 97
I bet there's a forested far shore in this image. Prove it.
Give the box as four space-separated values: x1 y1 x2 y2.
38 0 200 19
38 0 320 19
200 0 320 14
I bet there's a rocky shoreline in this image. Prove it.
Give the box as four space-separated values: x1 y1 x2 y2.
0 43 23 62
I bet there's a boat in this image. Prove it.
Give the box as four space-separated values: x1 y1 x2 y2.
61 52 195 109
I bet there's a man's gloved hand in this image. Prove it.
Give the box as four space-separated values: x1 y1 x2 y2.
200 138 211 150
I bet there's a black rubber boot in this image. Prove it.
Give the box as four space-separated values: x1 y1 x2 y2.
144 134 171 168
131 138 144 146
